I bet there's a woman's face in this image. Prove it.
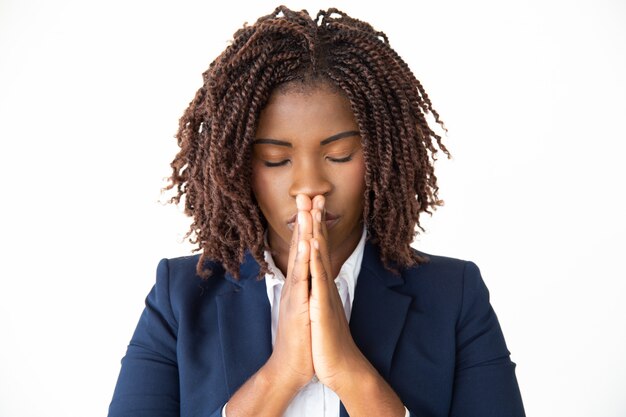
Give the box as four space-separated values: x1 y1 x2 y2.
251 83 366 262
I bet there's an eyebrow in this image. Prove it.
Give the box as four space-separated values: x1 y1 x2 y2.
253 130 360 147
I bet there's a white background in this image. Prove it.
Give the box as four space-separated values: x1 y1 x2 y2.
1 0 624 416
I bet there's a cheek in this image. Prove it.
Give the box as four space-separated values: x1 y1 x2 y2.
251 164 286 218
330 158 366 219
251 165 270 214
342 158 366 201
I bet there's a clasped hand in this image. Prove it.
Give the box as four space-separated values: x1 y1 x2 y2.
266 194 368 394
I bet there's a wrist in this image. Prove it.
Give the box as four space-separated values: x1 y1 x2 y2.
326 349 376 395
332 359 376 397
262 355 308 394
334 363 406 417
226 358 304 417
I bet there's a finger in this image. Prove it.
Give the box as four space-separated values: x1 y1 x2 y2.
312 195 328 240
288 194 312 263
312 195 324 210
311 208 333 285
286 206 301 273
288 229 310 301
309 238 331 307
299 209 313 242
296 194 313 243
286 211 307 288
311 208 324 246
296 193 313 212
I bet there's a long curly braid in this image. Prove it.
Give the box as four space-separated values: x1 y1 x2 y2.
165 5 449 280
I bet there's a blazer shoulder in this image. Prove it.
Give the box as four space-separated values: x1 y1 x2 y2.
406 249 478 280
398 250 486 305
157 253 230 282
154 254 234 314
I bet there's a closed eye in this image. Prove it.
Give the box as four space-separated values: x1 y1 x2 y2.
327 155 353 163
263 160 290 167
262 154 354 167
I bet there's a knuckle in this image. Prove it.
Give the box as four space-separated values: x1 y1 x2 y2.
291 272 304 284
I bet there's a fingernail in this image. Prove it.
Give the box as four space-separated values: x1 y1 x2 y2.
298 211 304 226
313 239 319 250
298 240 306 253
316 198 324 210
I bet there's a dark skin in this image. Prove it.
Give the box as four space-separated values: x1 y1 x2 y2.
251 83 367 281
225 84 406 416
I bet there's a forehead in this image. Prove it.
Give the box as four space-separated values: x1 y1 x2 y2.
255 84 358 143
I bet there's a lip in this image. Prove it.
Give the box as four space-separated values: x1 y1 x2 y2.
287 211 340 231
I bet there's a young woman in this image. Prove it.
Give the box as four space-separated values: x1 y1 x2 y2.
109 6 525 417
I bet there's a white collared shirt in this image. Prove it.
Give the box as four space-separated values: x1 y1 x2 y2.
223 227 409 416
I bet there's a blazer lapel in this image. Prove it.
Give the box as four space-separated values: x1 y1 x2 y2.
216 252 272 397
349 241 413 381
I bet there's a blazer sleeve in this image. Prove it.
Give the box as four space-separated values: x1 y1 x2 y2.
108 259 224 417
446 261 525 417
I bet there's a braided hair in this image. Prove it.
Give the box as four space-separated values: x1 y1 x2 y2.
165 6 449 279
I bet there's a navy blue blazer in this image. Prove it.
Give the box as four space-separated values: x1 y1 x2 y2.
109 242 525 417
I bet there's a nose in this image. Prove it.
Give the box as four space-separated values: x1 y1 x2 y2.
288 161 332 199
